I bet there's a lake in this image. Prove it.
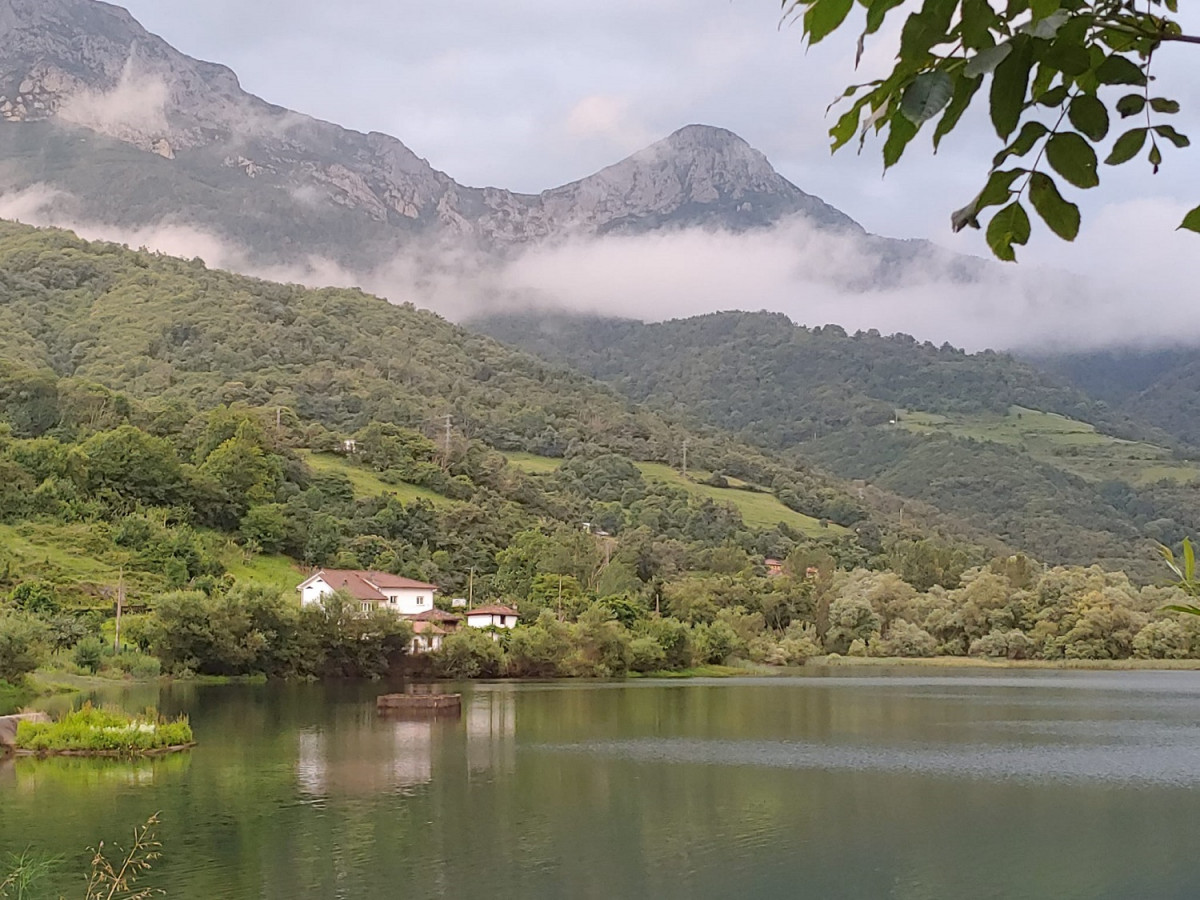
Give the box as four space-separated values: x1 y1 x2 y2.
4 669 1200 899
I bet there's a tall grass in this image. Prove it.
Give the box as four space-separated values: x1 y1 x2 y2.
15 704 192 754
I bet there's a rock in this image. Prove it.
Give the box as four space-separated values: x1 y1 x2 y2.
151 138 175 160
0 713 51 749
18 78 33 94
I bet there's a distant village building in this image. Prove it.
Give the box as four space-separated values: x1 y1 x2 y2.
298 569 437 615
764 558 784 577
465 604 520 630
296 570 520 653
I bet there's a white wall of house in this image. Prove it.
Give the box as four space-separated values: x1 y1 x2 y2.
382 588 434 615
466 613 516 629
300 577 333 608
299 578 434 615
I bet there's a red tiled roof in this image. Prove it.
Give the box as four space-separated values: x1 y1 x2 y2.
304 569 438 600
465 604 520 618
365 572 439 591
312 569 386 601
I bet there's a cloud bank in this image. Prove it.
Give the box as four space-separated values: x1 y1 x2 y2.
0 180 1191 354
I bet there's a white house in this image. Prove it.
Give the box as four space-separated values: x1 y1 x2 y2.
465 604 520 630
298 569 438 616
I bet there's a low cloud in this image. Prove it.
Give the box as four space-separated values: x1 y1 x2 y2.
0 179 1192 354
56 57 170 143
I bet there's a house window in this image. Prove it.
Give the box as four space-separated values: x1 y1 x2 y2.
499 616 506 626
361 602 371 613
390 597 397 605
417 596 425 606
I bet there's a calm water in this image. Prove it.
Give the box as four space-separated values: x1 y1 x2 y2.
4 670 1200 899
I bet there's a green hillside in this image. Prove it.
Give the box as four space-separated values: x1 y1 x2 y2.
0 222 927 612
506 453 849 537
900 407 1199 487
474 310 1200 579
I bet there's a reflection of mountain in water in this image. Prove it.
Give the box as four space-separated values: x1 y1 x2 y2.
295 689 516 797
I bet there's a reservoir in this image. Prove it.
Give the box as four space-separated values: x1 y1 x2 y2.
3 669 1200 899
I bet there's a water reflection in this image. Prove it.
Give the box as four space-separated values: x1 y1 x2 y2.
5 673 1200 900
294 687 518 797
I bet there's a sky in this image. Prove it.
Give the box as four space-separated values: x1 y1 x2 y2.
65 1 1200 347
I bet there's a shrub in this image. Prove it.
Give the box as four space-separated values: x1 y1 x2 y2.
628 636 666 673
968 629 1035 660
73 637 105 674
505 612 571 677
432 629 502 679
0 613 47 683
15 703 192 753
876 621 938 658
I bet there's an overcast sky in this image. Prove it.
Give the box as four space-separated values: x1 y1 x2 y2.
105 0 1200 346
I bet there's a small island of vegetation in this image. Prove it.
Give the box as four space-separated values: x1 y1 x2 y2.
11 703 193 757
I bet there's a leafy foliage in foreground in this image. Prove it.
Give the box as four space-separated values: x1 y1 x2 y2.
783 0 1198 255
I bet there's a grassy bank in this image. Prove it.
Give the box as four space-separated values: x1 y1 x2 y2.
15 703 193 755
807 655 1200 671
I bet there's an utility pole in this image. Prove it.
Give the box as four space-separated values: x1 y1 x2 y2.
441 414 453 460
681 439 689 479
113 567 124 654
468 566 475 611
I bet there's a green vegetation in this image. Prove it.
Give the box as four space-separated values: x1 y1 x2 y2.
476 310 1200 580
15 704 192 754
783 0 1198 252
296 450 454 506
900 406 1199 487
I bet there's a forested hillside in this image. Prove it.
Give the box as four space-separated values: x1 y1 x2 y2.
1031 347 1200 447
474 311 1200 578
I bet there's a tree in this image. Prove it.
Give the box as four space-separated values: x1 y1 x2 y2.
785 0 1198 257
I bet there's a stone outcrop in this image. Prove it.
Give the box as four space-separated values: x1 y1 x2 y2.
0 712 51 750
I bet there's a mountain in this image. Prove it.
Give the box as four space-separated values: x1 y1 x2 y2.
472 310 1200 578
0 0 856 267
0 0 993 301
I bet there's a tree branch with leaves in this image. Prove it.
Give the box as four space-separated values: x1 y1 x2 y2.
784 0 1198 259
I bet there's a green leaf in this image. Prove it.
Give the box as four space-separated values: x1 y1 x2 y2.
960 0 998 47
1067 94 1109 142
900 71 954 124
804 0 855 45
1036 84 1070 107
989 35 1033 139
1045 39 1090 76
933 74 982 150
986 201 1031 261
882 111 918 169
1115 94 1146 118
951 168 1025 232
964 43 1012 78
1150 98 1181 114
993 120 1048 166
1028 171 1080 240
1095 54 1146 86
1044 132 1099 188
1154 125 1190 148
1180 205 1200 234
864 0 907 35
1104 127 1148 165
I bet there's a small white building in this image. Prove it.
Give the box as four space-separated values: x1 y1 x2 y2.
465 604 520 630
298 569 438 616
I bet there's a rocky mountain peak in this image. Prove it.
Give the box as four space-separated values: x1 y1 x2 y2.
0 0 864 261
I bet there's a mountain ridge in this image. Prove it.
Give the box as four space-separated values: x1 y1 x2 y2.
0 0 895 274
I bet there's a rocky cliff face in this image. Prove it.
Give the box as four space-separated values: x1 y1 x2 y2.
0 0 863 266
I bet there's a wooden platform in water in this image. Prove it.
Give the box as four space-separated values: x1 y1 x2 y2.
376 693 462 715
